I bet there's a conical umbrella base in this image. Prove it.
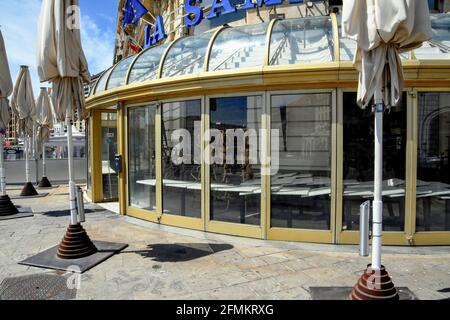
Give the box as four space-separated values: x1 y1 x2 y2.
20 182 38 197
0 195 19 216
38 176 52 188
57 224 98 259
350 264 399 300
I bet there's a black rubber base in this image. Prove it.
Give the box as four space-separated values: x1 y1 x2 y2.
20 182 38 197
38 176 52 188
0 195 19 216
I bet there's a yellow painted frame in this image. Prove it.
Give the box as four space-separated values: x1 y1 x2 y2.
266 89 336 244
204 92 265 239
410 87 450 245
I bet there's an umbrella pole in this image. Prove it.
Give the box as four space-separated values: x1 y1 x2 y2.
66 116 78 225
350 100 398 300
38 141 52 188
56 114 97 260
0 133 5 196
0 132 18 216
372 102 383 270
20 136 38 196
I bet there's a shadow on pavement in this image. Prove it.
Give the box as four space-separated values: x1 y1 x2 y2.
123 243 233 262
42 208 106 217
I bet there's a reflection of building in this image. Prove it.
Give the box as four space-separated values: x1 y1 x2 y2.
85 1 450 246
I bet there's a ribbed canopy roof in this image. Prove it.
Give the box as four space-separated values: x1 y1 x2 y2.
90 14 450 97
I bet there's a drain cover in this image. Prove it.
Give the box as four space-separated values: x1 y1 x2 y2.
0 274 77 300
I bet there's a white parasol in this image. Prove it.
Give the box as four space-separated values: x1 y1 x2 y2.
36 87 54 183
0 29 13 196
342 0 432 299
37 0 90 224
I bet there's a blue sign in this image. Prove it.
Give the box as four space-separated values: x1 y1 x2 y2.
145 0 323 48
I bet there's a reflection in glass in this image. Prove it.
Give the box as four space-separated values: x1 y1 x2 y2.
342 93 406 231
416 93 450 231
414 14 450 60
162 32 212 77
107 55 135 89
270 17 334 65
209 23 268 71
162 100 202 217
94 68 113 94
101 112 118 201
128 106 156 210
128 44 168 84
210 96 262 225
271 93 331 230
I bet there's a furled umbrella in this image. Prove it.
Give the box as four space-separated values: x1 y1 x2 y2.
342 0 432 300
10 66 39 197
36 87 54 188
36 0 97 259
0 28 19 216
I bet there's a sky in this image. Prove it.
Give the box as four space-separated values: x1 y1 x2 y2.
0 0 118 96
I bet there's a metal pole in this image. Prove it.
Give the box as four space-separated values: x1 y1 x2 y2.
25 136 30 182
42 142 46 177
66 116 78 225
372 102 383 270
0 133 5 196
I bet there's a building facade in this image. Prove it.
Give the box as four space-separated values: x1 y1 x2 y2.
85 0 450 246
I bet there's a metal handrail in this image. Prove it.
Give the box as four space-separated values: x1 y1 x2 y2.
269 34 288 65
213 46 245 71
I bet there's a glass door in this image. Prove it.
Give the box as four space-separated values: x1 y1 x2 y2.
205 95 264 238
101 112 118 201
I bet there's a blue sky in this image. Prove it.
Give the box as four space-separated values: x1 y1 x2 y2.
0 0 118 96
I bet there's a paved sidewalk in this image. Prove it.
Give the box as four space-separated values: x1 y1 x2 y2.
0 185 449 300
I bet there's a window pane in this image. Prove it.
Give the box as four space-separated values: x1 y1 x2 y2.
94 68 113 94
210 96 262 226
101 112 118 201
128 106 157 211
162 100 202 217
128 44 168 84
107 55 135 89
162 32 212 77
270 17 334 65
271 93 332 230
416 93 450 231
343 93 406 231
209 23 268 71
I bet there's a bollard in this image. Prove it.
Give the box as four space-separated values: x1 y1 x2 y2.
359 200 370 257
76 186 85 223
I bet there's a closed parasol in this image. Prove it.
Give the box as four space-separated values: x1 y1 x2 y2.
10 66 38 197
342 0 432 300
36 87 54 188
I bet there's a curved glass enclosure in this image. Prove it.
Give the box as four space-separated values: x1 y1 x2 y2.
107 55 135 90
270 17 334 65
415 14 450 60
94 67 113 95
162 32 213 78
88 14 450 98
128 44 168 84
208 23 269 72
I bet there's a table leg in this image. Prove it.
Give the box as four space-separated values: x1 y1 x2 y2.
423 198 431 232
240 195 246 224
445 199 450 231
181 188 186 216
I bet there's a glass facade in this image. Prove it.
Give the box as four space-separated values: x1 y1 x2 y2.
342 93 406 232
162 100 202 217
270 17 334 65
208 23 268 71
107 55 135 89
416 93 450 231
128 106 157 211
271 93 332 230
209 96 262 225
